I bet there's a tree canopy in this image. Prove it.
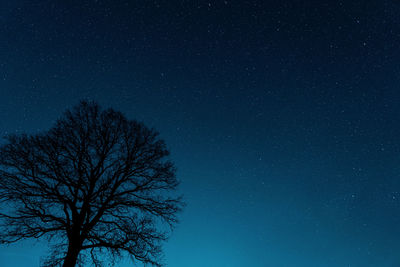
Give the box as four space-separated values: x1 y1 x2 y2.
0 101 183 267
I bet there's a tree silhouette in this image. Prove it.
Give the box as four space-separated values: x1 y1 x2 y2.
0 101 183 267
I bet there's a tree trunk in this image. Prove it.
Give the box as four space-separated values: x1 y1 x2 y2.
62 243 81 267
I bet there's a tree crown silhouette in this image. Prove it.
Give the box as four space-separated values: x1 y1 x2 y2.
0 101 183 267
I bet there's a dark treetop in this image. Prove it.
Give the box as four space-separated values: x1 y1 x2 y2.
0 101 183 267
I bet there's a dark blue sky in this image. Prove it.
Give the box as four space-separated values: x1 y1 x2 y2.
1 1 400 266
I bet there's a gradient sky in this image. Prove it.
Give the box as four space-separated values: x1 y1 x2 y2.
1 1 400 266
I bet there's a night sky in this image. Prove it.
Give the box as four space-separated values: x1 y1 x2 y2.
1 1 400 266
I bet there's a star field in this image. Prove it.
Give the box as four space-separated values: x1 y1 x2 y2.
1 1 400 266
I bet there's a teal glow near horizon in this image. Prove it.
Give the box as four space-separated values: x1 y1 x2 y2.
1 1 400 266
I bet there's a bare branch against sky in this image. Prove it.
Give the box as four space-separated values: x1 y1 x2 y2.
0 101 183 267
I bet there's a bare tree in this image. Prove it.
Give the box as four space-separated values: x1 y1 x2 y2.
0 101 183 267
